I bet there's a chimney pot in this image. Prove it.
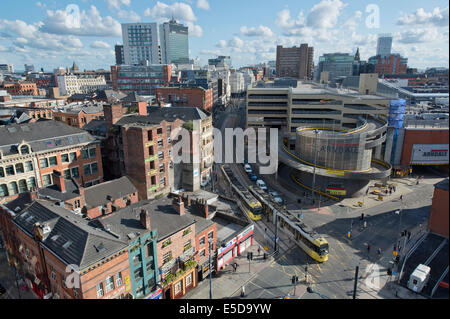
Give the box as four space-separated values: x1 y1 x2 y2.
140 209 151 230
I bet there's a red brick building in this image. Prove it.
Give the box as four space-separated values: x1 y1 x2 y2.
428 179 449 238
156 87 213 112
370 54 408 76
53 103 104 128
2 81 38 96
0 199 132 299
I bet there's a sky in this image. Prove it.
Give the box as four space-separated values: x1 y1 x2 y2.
0 0 448 71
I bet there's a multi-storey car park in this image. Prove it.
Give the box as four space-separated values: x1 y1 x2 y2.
246 83 399 198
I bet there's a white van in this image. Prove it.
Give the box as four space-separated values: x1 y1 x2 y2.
256 180 268 192
408 264 431 293
244 164 252 174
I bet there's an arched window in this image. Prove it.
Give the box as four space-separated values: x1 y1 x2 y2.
7 182 18 195
27 177 36 190
20 145 30 155
0 167 4 178
0 184 8 197
18 180 28 193
15 163 24 174
5 165 15 176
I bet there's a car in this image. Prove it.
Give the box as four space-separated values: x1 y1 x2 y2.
244 164 252 174
270 192 284 205
249 174 258 182
256 179 268 192
0 284 6 296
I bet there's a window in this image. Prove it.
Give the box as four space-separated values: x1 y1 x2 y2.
115 273 122 286
83 164 91 176
163 251 172 264
63 169 71 179
199 236 205 246
162 239 171 249
81 149 89 159
42 174 52 187
199 249 205 257
49 156 58 167
183 228 191 237
18 180 28 193
27 177 36 190
208 231 214 241
167 125 171 133
160 177 166 187
39 158 48 169
105 276 115 292
8 182 18 195
71 167 79 178
184 240 192 252
91 162 98 174
0 184 8 197
148 130 153 140
20 145 30 155
5 165 15 176
69 152 77 162
89 148 96 158
50 266 56 281
158 151 164 160
61 154 69 163
159 163 164 173
134 268 143 280
146 262 154 273
25 161 33 172
96 283 104 298
0 167 4 178
84 163 98 176
15 163 24 174
174 280 182 295
133 254 141 266
186 273 193 287
157 128 163 135
157 139 163 147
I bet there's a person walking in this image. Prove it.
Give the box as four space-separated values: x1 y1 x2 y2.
257 247 261 256
377 248 382 256
367 244 371 254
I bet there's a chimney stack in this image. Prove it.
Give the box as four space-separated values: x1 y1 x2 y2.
137 102 148 116
52 170 66 193
140 209 151 230
173 196 185 216
33 222 44 242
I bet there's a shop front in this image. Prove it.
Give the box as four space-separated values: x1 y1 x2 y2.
216 237 237 271
237 225 254 255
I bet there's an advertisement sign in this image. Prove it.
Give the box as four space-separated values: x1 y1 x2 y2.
411 144 449 164
125 276 131 291
237 225 254 241
147 288 162 299
217 238 236 255
326 187 346 196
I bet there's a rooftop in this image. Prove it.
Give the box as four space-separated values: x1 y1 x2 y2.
84 177 137 209
0 120 97 155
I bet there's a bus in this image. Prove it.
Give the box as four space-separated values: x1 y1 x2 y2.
222 166 263 221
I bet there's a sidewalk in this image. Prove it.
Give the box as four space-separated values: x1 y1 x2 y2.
182 239 274 299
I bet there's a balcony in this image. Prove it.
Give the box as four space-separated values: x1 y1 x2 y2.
162 260 197 286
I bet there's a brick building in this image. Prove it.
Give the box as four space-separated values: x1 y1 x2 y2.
0 121 104 201
2 82 38 96
53 103 104 128
368 54 408 76
0 199 132 299
156 87 213 112
428 179 449 238
103 104 214 199
276 44 314 80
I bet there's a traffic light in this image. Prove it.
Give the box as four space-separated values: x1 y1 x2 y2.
387 268 392 276
247 252 253 260
291 276 299 284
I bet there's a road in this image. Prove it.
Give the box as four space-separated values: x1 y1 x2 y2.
212 101 438 299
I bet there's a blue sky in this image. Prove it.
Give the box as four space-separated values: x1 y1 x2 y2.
0 0 448 71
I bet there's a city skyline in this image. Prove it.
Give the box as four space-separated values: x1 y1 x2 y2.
0 0 448 71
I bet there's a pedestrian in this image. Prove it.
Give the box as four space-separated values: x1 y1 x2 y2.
389 189 392 195
258 247 261 256
377 248 382 255
361 213 365 220
364 221 367 229
394 186 396 192
233 263 237 272
400 195 403 202
367 244 371 254
407 231 411 240
241 286 245 298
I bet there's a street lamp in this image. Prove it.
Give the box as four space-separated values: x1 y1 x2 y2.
306 286 330 299
208 238 213 300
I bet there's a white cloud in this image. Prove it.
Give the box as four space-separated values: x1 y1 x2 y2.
397 27 442 44
306 0 346 29
117 10 141 22
197 0 210 10
90 40 111 49
40 5 122 37
145 2 202 37
228 36 244 48
240 25 274 38
106 0 131 10
36 1 46 8
398 7 449 27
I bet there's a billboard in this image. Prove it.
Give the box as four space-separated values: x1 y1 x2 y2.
410 144 449 164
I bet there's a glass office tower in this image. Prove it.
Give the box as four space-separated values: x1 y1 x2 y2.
122 23 162 65
160 19 189 65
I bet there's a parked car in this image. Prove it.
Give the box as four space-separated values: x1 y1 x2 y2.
269 191 284 205
249 174 258 182
244 164 252 174
256 179 268 192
